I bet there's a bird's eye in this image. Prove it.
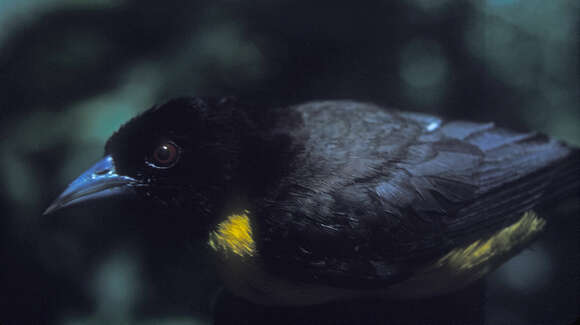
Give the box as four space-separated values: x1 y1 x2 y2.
148 141 180 169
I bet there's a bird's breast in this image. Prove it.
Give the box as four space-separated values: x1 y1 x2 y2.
207 211 365 305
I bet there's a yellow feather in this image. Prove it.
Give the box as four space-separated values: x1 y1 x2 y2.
208 211 256 257
435 211 546 274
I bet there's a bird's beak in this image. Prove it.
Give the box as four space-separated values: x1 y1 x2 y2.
44 155 138 215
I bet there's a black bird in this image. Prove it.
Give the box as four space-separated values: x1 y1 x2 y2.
45 98 579 321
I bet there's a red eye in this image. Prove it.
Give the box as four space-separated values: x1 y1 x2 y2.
150 141 180 168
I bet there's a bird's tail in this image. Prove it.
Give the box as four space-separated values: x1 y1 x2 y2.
541 145 580 210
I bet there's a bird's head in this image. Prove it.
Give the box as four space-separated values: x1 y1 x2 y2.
44 97 276 235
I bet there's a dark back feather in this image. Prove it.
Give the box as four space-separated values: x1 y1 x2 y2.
255 101 579 288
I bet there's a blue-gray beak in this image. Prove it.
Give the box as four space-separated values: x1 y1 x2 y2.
44 155 138 215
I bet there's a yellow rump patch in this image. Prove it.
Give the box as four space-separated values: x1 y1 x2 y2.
435 211 546 276
208 211 256 257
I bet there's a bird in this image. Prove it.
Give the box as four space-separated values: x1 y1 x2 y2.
44 97 579 321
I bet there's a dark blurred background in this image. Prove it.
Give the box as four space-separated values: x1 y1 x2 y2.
0 0 579 324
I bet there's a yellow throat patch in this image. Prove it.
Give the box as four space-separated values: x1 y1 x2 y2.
208 211 256 257
434 211 546 277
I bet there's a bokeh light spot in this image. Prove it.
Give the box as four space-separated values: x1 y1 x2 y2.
486 0 519 7
400 39 448 89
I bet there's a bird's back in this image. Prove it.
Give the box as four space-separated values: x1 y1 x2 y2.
247 100 579 300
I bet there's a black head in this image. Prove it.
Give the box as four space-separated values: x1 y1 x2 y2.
44 97 266 231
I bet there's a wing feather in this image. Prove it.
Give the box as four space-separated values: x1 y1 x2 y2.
258 102 579 288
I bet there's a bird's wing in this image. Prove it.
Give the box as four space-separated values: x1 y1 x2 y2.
256 103 579 289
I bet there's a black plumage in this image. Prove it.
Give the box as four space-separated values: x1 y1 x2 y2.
46 97 580 307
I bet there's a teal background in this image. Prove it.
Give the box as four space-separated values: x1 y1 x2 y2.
0 1 578 324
